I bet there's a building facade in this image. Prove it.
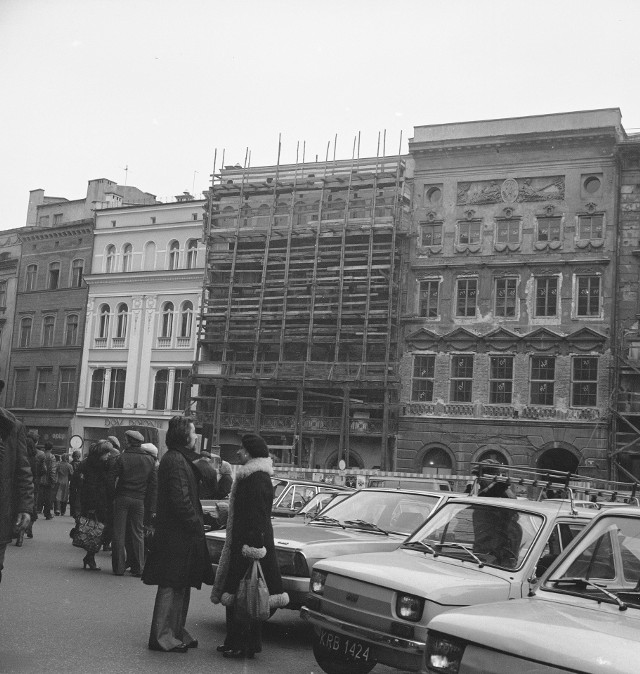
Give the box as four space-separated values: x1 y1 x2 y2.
72 198 206 451
192 157 411 468
398 109 623 479
0 229 22 403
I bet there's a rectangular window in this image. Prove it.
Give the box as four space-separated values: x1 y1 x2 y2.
108 368 126 409
418 280 440 318
25 265 37 291
412 355 435 402
172 369 191 410
58 367 76 408
71 259 84 288
450 355 473 403
496 220 520 244
535 276 558 317
34 368 53 408
12 369 30 407
458 221 481 245
572 357 598 407
576 276 601 317
90 369 105 408
537 217 561 242
489 356 514 404
0 280 6 307
420 222 443 247
530 356 555 406
456 279 477 317
53 213 63 225
495 278 517 318
578 214 604 240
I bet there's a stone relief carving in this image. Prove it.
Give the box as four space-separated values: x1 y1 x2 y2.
457 176 565 205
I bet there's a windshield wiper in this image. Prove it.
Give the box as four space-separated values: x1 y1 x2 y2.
402 539 436 555
343 519 389 535
548 577 628 611
312 516 345 528
433 542 485 567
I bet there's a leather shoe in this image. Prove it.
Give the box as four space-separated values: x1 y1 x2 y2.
149 643 189 653
223 648 254 659
216 645 228 652
186 640 198 649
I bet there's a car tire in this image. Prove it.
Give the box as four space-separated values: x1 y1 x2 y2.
312 636 376 674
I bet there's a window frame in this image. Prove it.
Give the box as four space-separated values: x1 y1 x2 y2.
450 354 474 403
58 367 77 409
25 264 38 291
530 356 556 406
535 276 559 318
122 243 133 272
457 221 481 246
64 313 79 346
179 301 193 338
577 214 604 240
411 354 436 402
152 369 169 410
495 219 521 245
489 355 514 404
12 368 30 407
98 304 111 339
536 216 562 243
494 277 518 318
571 356 598 407
420 222 443 247
108 368 126 409
418 279 440 319
19 317 32 348
71 258 84 288
172 368 191 411
34 367 53 408
575 275 601 318
456 278 478 317
168 240 180 270
161 301 174 338
89 368 105 408
42 315 55 347
116 303 129 339
105 245 116 273
47 261 61 290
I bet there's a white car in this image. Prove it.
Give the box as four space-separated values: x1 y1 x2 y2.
425 506 640 674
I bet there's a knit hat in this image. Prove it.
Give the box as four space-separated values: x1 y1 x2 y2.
107 435 121 450
141 443 158 458
241 433 269 458
125 430 144 446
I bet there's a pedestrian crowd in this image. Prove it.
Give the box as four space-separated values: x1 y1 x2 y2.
1 390 285 660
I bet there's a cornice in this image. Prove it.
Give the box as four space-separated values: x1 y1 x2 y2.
411 257 611 270
19 223 93 242
86 269 205 285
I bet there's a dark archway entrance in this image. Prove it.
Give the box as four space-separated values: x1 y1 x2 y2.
537 446 579 473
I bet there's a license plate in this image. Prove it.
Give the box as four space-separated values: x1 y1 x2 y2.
319 629 372 662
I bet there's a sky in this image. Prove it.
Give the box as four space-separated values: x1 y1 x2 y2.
1 0 640 231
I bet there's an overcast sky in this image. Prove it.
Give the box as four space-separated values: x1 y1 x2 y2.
1 0 639 231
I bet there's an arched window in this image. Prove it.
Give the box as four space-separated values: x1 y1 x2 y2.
48 261 60 289
152 369 169 410
42 315 55 347
256 204 270 226
89 368 105 408
161 301 174 338
143 241 156 271
98 304 110 339
19 317 32 347
25 264 37 291
122 243 132 272
71 259 84 287
168 241 180 270
186 239 198 269
179 301 193 338
477 450 509 466
105 245 116 273
116 303 128 338
421 447 453 475
65 314 79 346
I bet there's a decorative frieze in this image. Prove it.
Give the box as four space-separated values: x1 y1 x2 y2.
457 176 565 205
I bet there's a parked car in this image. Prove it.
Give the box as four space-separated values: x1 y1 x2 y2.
206 487 454 612
272 478 352 517
368 477 452 492
302 496 596 674
424 506 640 674
275 490 354 521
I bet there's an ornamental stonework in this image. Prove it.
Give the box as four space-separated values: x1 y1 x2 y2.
457 176 565 205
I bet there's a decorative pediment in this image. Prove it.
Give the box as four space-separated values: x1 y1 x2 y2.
442 328 479 352
566 328 607 353
405 328 440 350
522 328 564 352
482 328 520 352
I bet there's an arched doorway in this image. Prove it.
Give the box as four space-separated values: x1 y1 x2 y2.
537 445 579 473
419 446 454 476
477 449 509 465
326 451 364 469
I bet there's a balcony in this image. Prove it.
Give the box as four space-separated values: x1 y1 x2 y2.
401 402 601 422
157 337 172 349
218 413 389 435
112 337 126 349
94 337 107 349
176 336 191 348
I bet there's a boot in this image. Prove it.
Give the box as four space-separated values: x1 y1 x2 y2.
15 530 24 547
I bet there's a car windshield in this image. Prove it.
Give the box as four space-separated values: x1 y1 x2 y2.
310 490 441 535
404 501 544 570
272 479 288 501
300 492 350 518
543 514 640 609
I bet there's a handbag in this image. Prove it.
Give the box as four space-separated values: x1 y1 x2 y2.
234 560 270 623
72 514 105 554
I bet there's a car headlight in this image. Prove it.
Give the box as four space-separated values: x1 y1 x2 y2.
275 549 309 577
426 631 465 673
310 569 328 595
396 592 424 622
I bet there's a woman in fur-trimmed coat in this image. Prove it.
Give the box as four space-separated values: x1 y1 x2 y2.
210 433 288 658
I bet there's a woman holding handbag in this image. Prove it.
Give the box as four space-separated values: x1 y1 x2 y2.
210 433 289 659
77 440 112 570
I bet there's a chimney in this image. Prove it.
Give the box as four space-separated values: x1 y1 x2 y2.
26 189 45 227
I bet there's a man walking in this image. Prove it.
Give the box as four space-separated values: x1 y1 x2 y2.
38 443 57 520
0 380 34 582
109 430 157 576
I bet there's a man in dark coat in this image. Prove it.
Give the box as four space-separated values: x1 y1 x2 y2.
37 442 57 520
109 430 157 577
193 450 218 499
210 433 288 659
142 416 214 653
0 382 35 583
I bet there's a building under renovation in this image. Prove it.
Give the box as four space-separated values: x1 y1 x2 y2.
192 154 412 469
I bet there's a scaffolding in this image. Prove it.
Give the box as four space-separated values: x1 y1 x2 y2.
191 146 410 470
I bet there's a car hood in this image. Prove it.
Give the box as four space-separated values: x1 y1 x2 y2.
316 549 513 606
429 597 640 674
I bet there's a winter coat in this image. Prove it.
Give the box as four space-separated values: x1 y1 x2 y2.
55 461 73 502
0 407 34 545
142 445 214 589
215 472 232 500
193 457 218 499
78 455 109 523
38 452 57 486
109 447 157 515
210 457 288 610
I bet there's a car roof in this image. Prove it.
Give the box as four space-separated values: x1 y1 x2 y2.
272 477 352 490
440 496 598 517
